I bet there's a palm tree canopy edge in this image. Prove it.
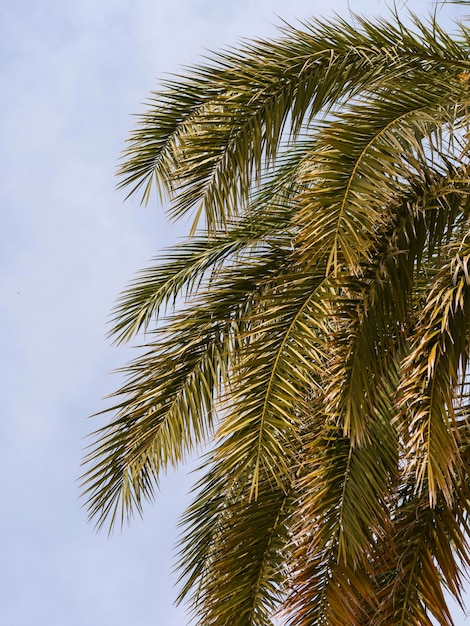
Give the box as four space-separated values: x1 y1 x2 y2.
83 7 470 626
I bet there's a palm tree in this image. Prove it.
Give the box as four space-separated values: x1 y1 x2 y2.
83 7 470 625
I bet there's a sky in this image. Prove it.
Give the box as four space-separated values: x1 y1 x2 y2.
1 0 469 625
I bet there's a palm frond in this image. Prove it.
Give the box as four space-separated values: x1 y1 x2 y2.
296 75 470 274
84 7 470 624
285 395 398 626
83 249 294 529
177 458 294 626
399 234 470 506
110 144 311 344
373 480 470 626
118 13 470 232
214 269 329 498
325 166 470 442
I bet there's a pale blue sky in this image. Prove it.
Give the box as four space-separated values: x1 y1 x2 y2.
1 1 468 624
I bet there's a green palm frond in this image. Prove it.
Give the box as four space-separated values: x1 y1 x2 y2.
285 375 398 625
177 457 294 625
372 478 470 626
118 12 470 232
399 235 470 506
324 166 470 442
296 76 470 273
214 270 329 498
84 6 470 625
110 144 311 344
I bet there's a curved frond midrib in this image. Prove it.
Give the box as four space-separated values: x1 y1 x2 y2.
250 276 329 499
246 487 293 622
